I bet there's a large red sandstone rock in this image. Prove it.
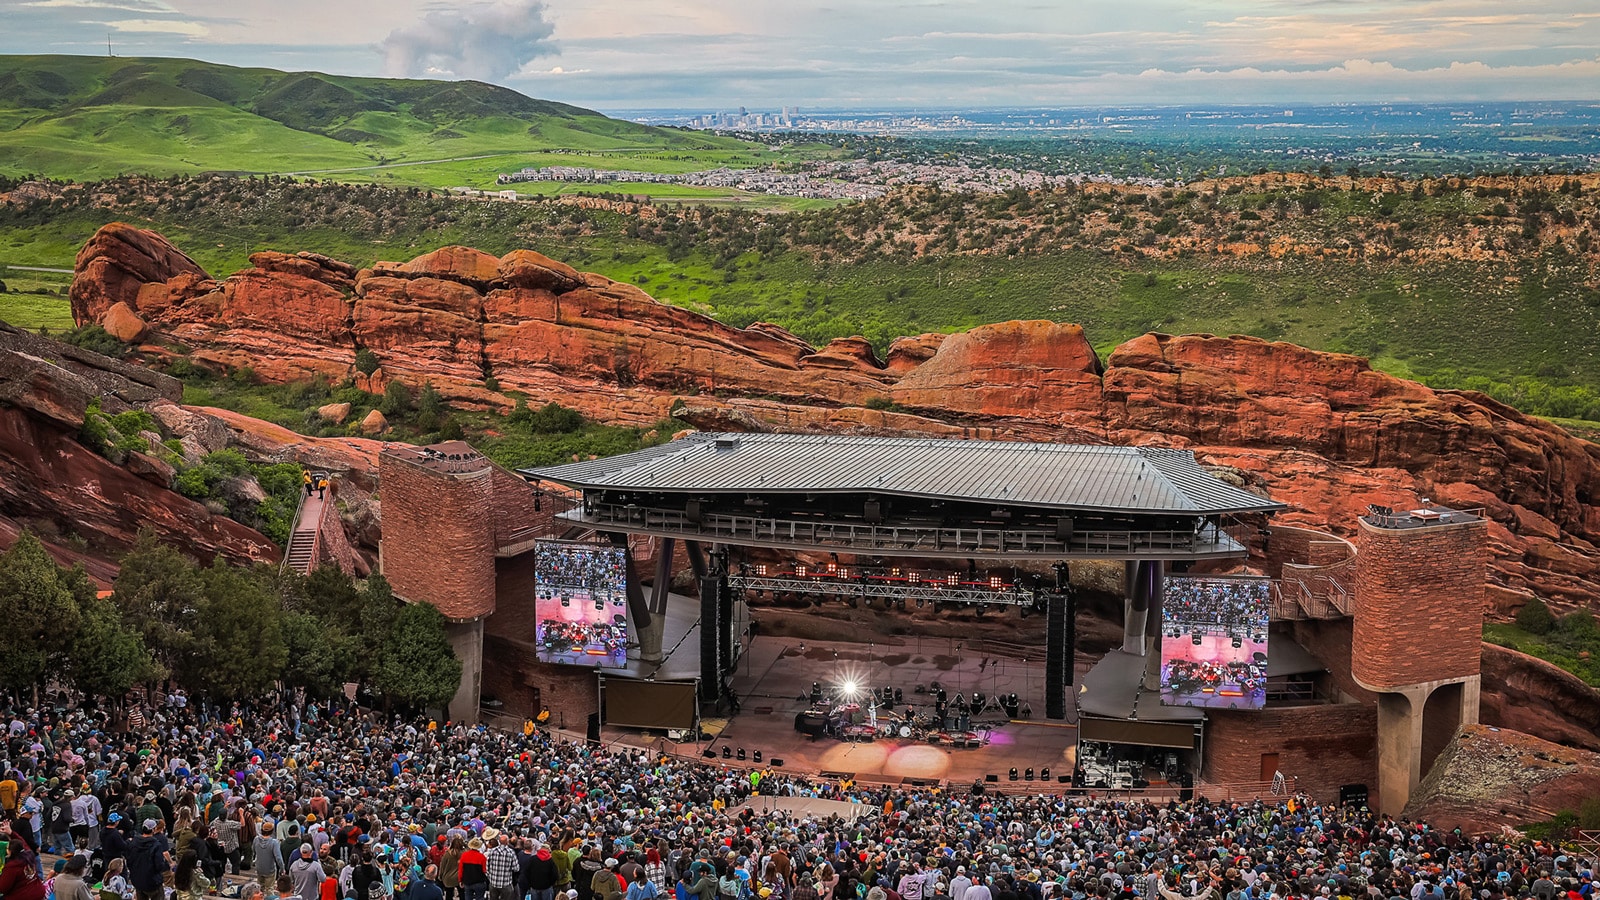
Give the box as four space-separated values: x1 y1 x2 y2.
1405 724 1600 833
67 225 1600 620
101 302 147 343
71 223 207 324
891 321 1104 417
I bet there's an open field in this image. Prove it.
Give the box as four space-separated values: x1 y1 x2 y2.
0 54 800 190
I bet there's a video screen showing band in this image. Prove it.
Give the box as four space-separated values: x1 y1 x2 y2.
533 541 629 668
1159 575 1270 709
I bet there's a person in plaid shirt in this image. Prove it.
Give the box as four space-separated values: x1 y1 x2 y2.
486 831 520 900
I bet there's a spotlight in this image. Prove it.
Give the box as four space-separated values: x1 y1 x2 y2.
1041 767 1050 781
1025 768 1034 781
753 750 763 763
721 746 731 759
840 680 861 700
1009 768 1019 781
737 748 746 761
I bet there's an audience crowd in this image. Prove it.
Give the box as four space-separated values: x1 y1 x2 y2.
0 694 1592 900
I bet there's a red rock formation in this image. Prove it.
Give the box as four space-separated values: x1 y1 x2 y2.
71 222 207 324
0 323 279 577
69 225 1600 620
1405 724 1600 833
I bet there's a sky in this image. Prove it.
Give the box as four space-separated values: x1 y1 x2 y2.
3 0 1599 110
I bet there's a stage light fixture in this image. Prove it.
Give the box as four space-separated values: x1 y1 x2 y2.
753 750 762 763
1009 768 1019 781
840 680 861 700
737 748 746 761
1041 767 1050 780
722 746 731 759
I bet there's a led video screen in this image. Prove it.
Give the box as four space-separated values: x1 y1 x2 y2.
1159 575 1270 709
534 541 629 668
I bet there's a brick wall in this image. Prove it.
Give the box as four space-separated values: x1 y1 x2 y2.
1290 618 1378 705
1204 703 1377 801
314 487 366 576
379 450 497 619
481 633 599 725
1352 518 1487 690
490 467 565 547
488 553 540 645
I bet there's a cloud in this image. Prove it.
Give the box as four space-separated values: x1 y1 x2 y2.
102 17 208 36
379 0 557 82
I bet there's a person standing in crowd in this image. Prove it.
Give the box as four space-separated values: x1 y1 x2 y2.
53 855 95 900
486 830 519 900
292 843 325 900
523 843 561 900
459 838 489 900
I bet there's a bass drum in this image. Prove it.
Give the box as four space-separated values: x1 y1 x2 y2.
898 725 913 738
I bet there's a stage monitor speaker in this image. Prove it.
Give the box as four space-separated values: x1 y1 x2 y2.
769 758 784 767
585 713 601 746
701 749 716 759
985 774 999 783
1057 775 1071 784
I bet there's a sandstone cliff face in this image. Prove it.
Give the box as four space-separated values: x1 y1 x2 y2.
70 225 1600 617
0 322 279 578
1405 724 1600 833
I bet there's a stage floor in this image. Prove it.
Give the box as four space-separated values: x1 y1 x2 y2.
703 635 1087 785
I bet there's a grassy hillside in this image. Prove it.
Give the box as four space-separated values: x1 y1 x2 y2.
0 55 759 186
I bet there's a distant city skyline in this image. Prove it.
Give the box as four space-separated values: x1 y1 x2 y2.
3 0 1598 109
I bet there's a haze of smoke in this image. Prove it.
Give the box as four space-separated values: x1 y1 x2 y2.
380 0 556 82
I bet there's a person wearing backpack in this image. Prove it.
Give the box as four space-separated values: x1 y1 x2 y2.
126 820 171 900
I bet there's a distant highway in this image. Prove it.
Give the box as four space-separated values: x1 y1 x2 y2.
270 148 679 178
4 265 74 274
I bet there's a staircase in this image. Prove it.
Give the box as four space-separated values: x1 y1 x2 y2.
282 492 325 575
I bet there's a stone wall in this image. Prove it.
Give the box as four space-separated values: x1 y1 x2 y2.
378 448 497 620
1204 703 1378 801
1352 518 1487 690
481 633 599 725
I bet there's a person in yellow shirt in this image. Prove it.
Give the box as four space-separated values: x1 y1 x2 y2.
0 775 17 816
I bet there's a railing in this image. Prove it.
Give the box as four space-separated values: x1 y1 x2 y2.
562 504 1249 559
1275 559 1354 619
278 489 308 574
732 574 1038 607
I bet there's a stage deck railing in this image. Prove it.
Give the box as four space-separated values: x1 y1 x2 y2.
562 504 1248 559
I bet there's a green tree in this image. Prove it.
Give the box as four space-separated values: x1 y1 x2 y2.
178 564 287 699
381 380 413 418
71 595 161 700
371 601 462 713
416 382 447 432
354 348 381 376
280 612 341 696
0 532 83 694
1516 597 1555 635
112 530 205 670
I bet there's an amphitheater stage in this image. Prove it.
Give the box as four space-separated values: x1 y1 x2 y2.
695 635 1086 787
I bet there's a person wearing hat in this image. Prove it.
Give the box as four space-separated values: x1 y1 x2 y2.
128 819 172 900
54 853 95 900
594 859 624 900
460 838 490 900
292 843 324 900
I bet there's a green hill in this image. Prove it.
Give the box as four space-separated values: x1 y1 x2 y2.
0 55 752 183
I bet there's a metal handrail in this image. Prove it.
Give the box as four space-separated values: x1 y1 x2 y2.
279 489 308 573
566 504 1247 559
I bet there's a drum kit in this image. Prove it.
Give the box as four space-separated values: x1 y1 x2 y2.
794 681 992 749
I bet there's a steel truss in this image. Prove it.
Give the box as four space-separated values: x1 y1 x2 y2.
729 574 1038 607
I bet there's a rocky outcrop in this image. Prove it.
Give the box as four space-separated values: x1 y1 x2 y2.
1479 643 1600 752
70 222 207 324
1405 724 1600 833
0 322 278 579
69 225 1600 618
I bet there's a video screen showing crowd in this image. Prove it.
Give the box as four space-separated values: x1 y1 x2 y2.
533 540 629 668
1159 575 1271 709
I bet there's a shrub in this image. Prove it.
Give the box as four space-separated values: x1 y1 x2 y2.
1516 597 1555 635
354 348 381 376
380 380 413 418
63 325 126 358
1560 609 1597 638
510 401 584 434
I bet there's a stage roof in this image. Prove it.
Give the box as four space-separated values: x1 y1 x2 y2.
523 433 1284 516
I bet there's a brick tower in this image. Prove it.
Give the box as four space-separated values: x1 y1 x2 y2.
378 441 498 721
1352 505 1488 814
